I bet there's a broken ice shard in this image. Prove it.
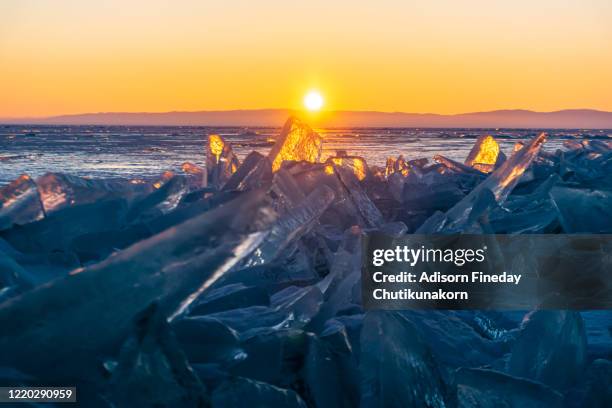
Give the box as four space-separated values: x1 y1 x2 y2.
464 134 501 172
181 161 207 188
385 155 411 177
583 139 612 154
456 367 563 407
282 161 376 229
0 247 32 292
269 169 306 213
218 263 318 290
226 329 311 389
409 158 429 168
326 155 369 181
36 172 146 214
152 170 175 189
0 174 44 230
127 173 189 222
386 172 405 202
238 185 335 268
514 141 525 152
420 132 547 232
550 185 612 233
172 315 243 364
268 117 323 172
309 226 363 331
403 178 466 212
360 311 449 407
107 303 209 407
2 198 128 256
490 175 560 233
395 155 411 176
0 244 34 300
433 154 485 176
181 161 205 176
189 285 323 337
207 134 240 188
222 151 272 191
396 311 513 369
303 328 360 407
385 157 396 177
188 283 269 316
334 166 384 228
0 190 275 383
508 311 587 390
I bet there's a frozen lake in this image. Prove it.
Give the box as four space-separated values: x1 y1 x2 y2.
1 124 610 185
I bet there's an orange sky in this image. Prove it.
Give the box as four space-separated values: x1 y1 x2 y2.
1 0 611 117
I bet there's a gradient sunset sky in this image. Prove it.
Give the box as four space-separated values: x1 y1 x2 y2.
1 0 611 117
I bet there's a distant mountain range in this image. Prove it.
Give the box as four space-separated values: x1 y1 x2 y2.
3 109 612 129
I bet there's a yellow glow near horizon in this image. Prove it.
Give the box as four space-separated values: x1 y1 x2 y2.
304 91 324 111
0 1 611 118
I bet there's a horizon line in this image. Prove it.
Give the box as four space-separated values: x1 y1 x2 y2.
2 107 612 121
2 108 612 130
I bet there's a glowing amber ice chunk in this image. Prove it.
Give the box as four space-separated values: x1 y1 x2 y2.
209 134 225 163
385 157 396 177
268 117 323 172
326 156 368 181
490 132 547 199
395 155 411 176
435 132 547 232
352 157 367 181
465 135 500 172
206 134 240 188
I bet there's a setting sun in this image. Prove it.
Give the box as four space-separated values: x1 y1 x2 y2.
304 91 324 111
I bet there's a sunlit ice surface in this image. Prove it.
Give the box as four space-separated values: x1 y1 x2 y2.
468 136 500 166
208 134 225 162
0 126 600 185
269 117 323 172
327 156 367 180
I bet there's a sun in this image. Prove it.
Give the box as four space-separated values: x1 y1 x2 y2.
304 90 324 111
